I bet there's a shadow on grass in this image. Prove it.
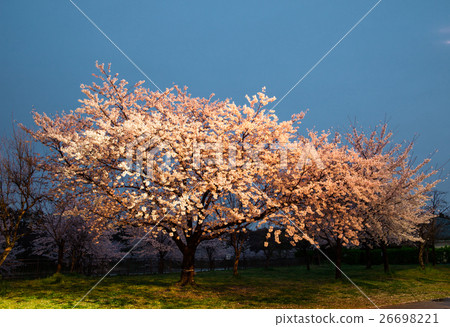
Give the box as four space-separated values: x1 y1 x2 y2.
1 264 449 308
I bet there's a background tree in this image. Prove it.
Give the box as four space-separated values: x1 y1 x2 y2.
0 233 23 276
419 190 449 268
286 131 385 278
227 229 249 276
32 193 77 273
295 239 313 271
248 227 291 269
124 227 179 274
346 123 438 273
65 216 121 275
0 128 42 268
198 238 229 272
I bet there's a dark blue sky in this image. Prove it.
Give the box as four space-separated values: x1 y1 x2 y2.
1 0 449 194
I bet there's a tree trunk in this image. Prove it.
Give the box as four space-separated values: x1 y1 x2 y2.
179 246 196 286
158 254 165 274
431 220 436 266
0 248 12 268
56 242 65 274
431 244 436 266
418 242 425 269
263 249 272 269
233 253 240 276
365 246 372 269
208 257 215 271
425 246 429 265
304 248 310 271
381 242 390 273
70 250 79 273
335 240 342 279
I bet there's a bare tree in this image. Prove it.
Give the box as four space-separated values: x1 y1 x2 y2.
419 190 449 268
0 128 42 268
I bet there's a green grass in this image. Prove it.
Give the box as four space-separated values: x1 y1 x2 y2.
0 264 449 308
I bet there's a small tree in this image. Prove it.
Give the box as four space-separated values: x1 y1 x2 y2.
419 190 449 268
66 216 121 275
33 194 77 273
0 234 23 276
124 227 179 274
198 238 229 272
295 239 313 270
228 229 248 276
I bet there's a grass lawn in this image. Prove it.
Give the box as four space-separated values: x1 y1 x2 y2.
0 264 449 309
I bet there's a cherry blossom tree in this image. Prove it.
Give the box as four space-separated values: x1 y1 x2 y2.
276 131 386 278
26 63 318 285
264 124 437 277
198 238 230 271
26 62 443 283
32 193 77 273
345 123 438 272
124 227 180 274
33 213 121 275
65 216 121 274
32 188 122 275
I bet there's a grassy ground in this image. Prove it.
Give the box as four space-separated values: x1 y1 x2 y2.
0 264 449 309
